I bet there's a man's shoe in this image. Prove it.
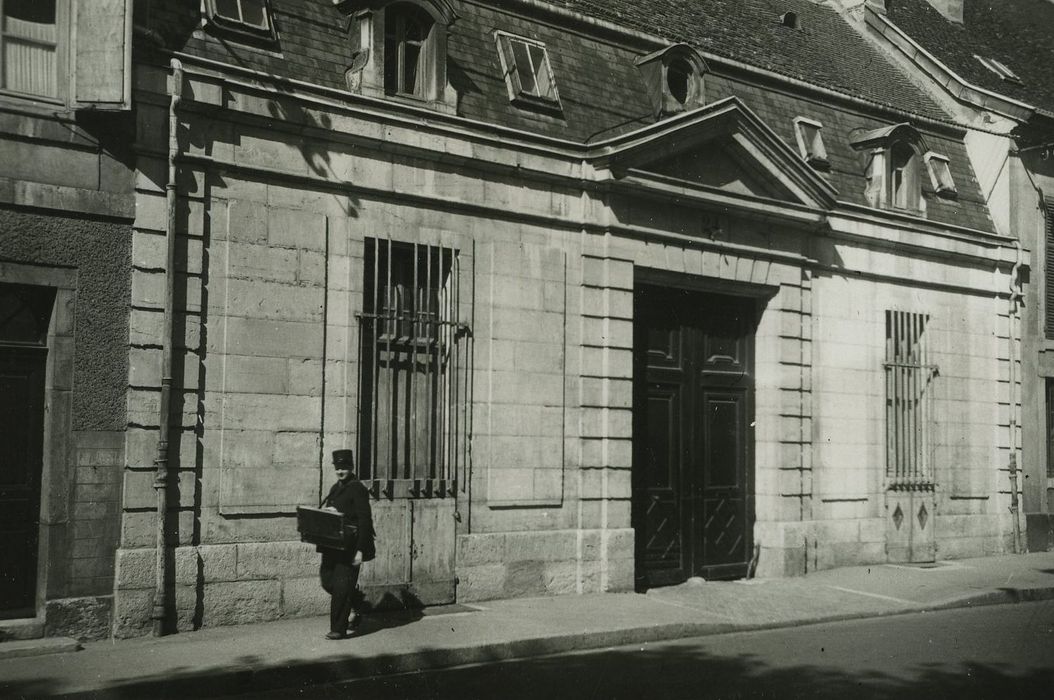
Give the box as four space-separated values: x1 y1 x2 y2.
324 631 345 640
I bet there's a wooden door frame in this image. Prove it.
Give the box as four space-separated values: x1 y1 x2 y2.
631 269 773 587
0 265 77 619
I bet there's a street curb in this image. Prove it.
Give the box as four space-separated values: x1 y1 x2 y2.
0 638 80 662
50 585 1054 699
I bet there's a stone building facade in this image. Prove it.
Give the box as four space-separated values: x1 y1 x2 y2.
850 0 1054 552
0 0 135 639
102 0 1023 638
0 0 1032 641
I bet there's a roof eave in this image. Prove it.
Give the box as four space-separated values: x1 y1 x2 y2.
865 5 1035 123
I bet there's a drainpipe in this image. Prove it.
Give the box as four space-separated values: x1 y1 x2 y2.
1008 239 1023 554
152 58 184 637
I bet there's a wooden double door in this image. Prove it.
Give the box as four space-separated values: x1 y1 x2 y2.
633 286 756 588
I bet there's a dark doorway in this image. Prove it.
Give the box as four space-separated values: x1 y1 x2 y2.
632 285 756 589
0 283 53 618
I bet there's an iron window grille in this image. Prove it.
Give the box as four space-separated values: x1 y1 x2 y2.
884 310 938 488
356 238 470 498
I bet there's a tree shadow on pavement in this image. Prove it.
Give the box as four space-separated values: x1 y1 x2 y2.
306 645 1053 700
9 641 1051 700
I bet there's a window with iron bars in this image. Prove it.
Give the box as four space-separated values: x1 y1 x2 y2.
884 310 938 487
356 238 470 497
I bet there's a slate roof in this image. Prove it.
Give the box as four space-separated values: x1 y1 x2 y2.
558 0 948 120
140 0 995 232
885 0 1054 115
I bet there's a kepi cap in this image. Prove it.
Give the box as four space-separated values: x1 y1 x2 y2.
332 449 355 467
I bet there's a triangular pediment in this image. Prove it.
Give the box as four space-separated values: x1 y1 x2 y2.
639 136 803 202
587 97 838 212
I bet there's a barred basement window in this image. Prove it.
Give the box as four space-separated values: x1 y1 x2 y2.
357 239 470 496
885 311 938 486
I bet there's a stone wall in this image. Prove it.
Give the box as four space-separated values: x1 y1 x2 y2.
112 58 1020 634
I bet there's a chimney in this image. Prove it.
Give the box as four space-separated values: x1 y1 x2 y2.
924 0 964 23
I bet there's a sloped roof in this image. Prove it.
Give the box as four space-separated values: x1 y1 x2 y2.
885 0 1054 114
139 0 995 232
558 0 948 120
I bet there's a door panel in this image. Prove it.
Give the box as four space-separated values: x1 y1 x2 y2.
0 348 47 618
634 286 755 588
885 490 935 563
410 498 456 603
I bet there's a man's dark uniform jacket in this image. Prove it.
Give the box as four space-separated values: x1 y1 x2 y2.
322 479 376 562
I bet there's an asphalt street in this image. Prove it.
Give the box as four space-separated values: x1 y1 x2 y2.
239 600 1054 700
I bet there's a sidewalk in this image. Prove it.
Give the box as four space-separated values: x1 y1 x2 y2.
2 552 1053 699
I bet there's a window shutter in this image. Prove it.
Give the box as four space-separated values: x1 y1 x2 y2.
1045 200 1054 340
863 151 885 208
72 0 132 110
497 34 524 97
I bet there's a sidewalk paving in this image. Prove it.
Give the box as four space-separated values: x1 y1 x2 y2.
2 552 1053 699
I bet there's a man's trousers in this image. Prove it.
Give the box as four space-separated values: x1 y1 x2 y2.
320 554 362 635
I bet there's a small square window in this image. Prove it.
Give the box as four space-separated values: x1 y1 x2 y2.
206 0 276 42
495 32 560 110
973 54 1022 85
924 152 957 199
793 117 829 170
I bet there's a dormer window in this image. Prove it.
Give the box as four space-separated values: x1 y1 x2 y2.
851 123 928 215
974 54 1022 85
206 0 276 42
793 117 829 170
342 0 458 113
634 44 707 118
924 152 957 199
888 141 919 210
495 32 560 110
780 12 800 29
384 4 432 97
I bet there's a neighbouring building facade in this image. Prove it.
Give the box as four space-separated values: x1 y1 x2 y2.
0 1 135 639
849 0 1054 552
0 0 1035 641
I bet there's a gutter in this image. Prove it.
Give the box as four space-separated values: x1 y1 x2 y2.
152 57 183 637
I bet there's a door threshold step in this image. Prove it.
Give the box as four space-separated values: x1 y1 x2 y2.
0 617 44 642
0 637 80 661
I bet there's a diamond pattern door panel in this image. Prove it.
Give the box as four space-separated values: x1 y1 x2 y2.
633 286 755 588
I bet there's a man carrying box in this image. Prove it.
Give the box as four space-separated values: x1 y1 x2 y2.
319 449 376 640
